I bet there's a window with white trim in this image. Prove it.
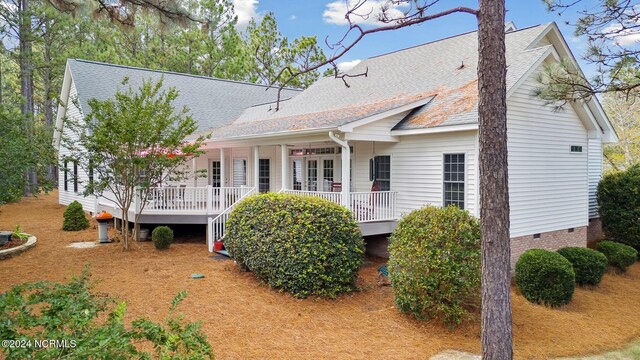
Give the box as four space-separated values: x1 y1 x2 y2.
73 160 78 193
63 159 69 191
259 159 270 193
369 155 390 191
443 153 465 209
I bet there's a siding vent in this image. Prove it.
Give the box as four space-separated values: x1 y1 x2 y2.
568 228 575 233
570 145 583 153
533 233 541 239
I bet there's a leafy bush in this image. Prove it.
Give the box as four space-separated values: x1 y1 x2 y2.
596 240 638 272
62 200 90 231
0 267 213 359
225 193 364 298
152 226 173 250
557 247 608 286
515 249 576 306
597 165 640 251
12 225 29 240
388 205 481 327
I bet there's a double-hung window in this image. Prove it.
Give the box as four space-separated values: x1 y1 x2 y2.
369 155 391 191
73 161 78 192
63 159 69 191
443 153 465 209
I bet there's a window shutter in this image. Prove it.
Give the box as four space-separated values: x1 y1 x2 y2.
233 159 246 186
369 158 374 181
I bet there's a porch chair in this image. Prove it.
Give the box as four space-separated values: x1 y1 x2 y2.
352 181 380 221
331 182 342 192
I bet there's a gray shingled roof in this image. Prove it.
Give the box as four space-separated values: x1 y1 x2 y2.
208 23 552 139
68 59 301 132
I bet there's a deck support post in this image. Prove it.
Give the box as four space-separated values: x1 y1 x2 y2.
206 185 213 214
220 148 226 187
253 146 260 191
280 144 287 191
329 131 350 210
220 148 226 210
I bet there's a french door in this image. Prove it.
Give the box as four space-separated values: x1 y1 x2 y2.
307 159 318 191
211 161 221 188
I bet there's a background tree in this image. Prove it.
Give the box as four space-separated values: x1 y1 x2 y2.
540 1 640 170
0 105 55 204
540 1 640 100
62 79 207 249
0 0 324 205
246 12 327 88
602 93 640 170
264 1 513 358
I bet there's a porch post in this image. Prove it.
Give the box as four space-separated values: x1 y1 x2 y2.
220 148 226 187
280 144 287 191
192 158 197 187
253 146 260 190
341 142 351 209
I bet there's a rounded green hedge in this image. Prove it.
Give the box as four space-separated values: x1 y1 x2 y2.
515 249 575 306
388 205 481 327
557 247 607 286
596 241 638 272
152 226 173 250
62 201 90 231
224 193 364 298
597 165 640 251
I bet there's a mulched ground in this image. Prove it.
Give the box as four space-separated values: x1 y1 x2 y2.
1 191 640 359
0 237 27 251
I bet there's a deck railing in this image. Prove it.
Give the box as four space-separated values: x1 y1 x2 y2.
207 186 257 252
281 189 397 223
144 187 209 213
350 191 397 223
137 186 251 215
282 190 343 204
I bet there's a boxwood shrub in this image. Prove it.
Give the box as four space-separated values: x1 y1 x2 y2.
388 205 481 327
224 193 364 298
557 247 607 286
596 241 638 272
515 249 575 306
62 200 90 231
152 226 173 250
597 165 640 251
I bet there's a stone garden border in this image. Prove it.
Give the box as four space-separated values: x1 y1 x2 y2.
0 236 37 260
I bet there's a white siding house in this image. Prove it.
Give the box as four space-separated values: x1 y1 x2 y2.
54 22 617 265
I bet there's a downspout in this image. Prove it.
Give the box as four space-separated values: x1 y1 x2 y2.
329 131 350 209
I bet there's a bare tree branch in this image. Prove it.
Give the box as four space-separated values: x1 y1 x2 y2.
264 1 478 110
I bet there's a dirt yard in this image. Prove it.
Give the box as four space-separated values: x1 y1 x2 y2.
1 191 639 359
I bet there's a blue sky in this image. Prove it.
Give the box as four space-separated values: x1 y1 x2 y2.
234 0 594 72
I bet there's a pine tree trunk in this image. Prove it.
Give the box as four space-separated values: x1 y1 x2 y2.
43 28 57 185
19 0 37 196
477 1 513 359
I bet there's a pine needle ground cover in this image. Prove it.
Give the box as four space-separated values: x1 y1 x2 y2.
1 191 639 359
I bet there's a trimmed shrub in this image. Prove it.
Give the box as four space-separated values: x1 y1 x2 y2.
224 193 364 298
62 201 90 231
557 247 607 286
388 205 481 327
515 249 575 306
152 226 173 250
596 240 638 272
597 165 640 251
